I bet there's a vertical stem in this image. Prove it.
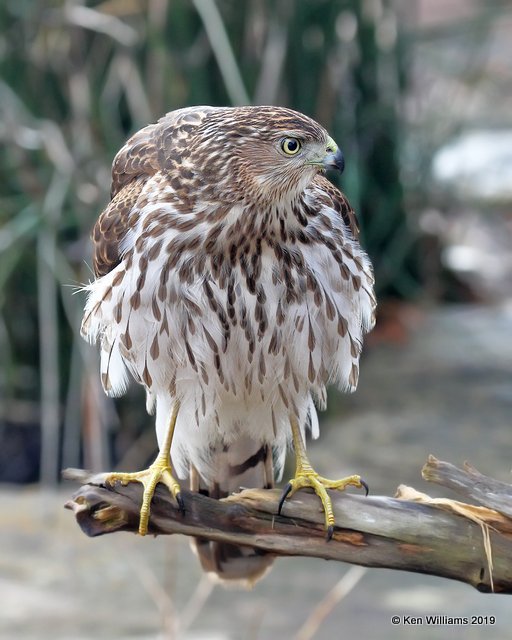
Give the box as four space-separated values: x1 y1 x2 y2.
61 335 82 471
38 171 69 486
192 0 251 105
37 220 60 487
81 370 110 473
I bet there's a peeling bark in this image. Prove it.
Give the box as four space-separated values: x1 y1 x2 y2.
64 457 512 593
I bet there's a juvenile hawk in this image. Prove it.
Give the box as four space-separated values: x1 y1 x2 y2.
81 106 376 584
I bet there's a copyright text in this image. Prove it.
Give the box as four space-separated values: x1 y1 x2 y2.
391 615 496 626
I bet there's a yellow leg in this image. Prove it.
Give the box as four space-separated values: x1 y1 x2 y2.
105 402 183 535
278 415 368 540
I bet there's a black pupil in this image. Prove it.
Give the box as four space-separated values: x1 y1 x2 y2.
286 139 298 152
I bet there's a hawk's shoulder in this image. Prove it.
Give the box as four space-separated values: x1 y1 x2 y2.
92 107 215 278
93 121 159 277
110 106 215 198
92 175 148 277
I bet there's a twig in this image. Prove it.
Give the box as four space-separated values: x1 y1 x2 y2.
177 574 216 636
294 566 367 640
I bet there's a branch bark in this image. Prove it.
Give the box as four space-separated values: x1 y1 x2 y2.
64 456 512 594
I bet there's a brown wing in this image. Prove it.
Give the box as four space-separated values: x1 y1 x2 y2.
92 175 150 277
313 174 360 239
110 123 159 198
92 122 159 278
92 107 217 278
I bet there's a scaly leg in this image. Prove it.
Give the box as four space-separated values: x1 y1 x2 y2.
278 415 368 540
105 401 183 535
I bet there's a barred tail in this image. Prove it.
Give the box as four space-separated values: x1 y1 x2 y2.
190 437 275 586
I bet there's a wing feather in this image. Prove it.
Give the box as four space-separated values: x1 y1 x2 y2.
92 122 159 278
92 107 217 278
313 174 360 238
92 175 149 277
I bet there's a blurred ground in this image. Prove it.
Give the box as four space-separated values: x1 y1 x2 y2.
1 304 511 640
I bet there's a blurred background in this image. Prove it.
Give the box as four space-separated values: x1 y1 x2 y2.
1 1 511 639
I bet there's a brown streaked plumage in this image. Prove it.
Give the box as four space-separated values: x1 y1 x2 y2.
81 105 376 585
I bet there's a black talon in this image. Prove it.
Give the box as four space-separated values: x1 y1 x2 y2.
361 479 369 496
326 525 334 542
278 483 293 515
176 492 185 515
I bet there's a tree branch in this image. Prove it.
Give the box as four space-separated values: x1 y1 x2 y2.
64 456 512 593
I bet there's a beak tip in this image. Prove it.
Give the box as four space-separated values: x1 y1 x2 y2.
323 148 345 174
335 151 345 173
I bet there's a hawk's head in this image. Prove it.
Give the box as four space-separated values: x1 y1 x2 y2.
187 106 344 204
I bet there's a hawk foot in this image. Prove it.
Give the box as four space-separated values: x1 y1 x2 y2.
106 456 183 536
278 468 368 541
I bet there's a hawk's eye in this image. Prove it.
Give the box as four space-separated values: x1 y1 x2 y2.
281 138 302 155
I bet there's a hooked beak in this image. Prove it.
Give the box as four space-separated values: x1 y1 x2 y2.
322 143 345 173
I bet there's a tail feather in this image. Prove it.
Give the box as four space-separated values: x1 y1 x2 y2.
190 437 275 587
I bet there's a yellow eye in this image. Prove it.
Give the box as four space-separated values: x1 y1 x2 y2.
281 138 302 155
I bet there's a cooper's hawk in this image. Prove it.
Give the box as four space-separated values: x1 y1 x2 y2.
81 106 376 585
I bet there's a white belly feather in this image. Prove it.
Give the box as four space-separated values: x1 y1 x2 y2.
81 198 375 482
